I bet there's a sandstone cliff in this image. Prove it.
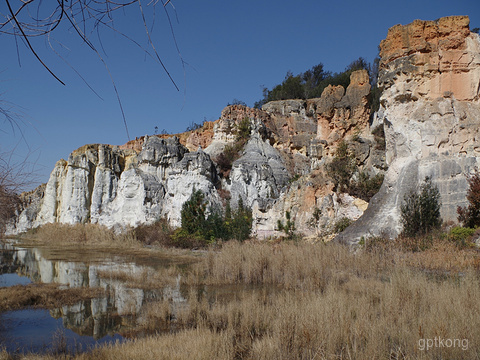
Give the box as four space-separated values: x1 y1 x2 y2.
337 15 480 244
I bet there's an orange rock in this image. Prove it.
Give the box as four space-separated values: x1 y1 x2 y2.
379 16 470 64
379 15 480 102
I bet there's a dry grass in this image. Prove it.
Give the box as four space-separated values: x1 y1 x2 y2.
0 283 104 312
4 240 480 359
15 223 200 266
78 329 233 360
395 241 480 272
184 240 393 290
74 241 480 359
23 223 139 248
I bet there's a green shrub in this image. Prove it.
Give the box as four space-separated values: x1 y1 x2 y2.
178 190 252 246
401 176 442 238
170 228 206 249
229 197 253 241
326 141 356 192
277 210 296 239
334 217 352 233
349 172 384 202
180 188 208 239
307 207 322 229
236 118 251 143
447 226 476 249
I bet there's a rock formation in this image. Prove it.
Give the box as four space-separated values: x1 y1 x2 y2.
8 77 376 238
8 137 221 233
314 69 371 145
337 16 480 244
12 16 477 242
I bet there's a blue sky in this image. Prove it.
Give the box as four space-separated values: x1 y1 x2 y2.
1 0 479 188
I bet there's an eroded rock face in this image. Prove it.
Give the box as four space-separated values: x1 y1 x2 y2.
163 149 220 228
379 16 480 102
9 89 378 239
227 119 290 212
7 137 220 233
315 70 371 145
337 16 480 245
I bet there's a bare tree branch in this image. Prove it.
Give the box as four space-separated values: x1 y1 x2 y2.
1 0 185 140
0 147 40 236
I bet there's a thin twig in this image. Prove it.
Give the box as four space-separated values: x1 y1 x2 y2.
5 0 65 85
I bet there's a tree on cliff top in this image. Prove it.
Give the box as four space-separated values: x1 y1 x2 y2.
254 57 373 108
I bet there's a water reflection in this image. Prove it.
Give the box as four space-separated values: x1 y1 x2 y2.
0 241 189 353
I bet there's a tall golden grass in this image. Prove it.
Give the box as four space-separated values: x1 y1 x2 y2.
24 223 139 247
84 242 480 359
4 239 480 359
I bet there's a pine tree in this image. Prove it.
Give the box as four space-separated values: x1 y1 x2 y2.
180 188 207 237
401 176 442 237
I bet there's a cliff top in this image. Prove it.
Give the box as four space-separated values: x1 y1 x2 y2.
380 15 471 65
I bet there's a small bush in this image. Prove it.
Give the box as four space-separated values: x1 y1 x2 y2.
349 172 384 202
134 219 174 246
215 119 252 179
363 235 391 254
401 176 442 238
170 228 207 249
326 141 356 192
397 233 434 252
447 226 476 249
228 198 253 241
236 117 251 143
185 121 204 132
334 217 352 233
277 210 296 239
371 125 385 151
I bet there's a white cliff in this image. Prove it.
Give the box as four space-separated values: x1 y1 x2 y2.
7 136 219 233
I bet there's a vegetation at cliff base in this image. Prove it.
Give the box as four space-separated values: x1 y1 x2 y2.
401 176 442 239
276 210 296 239
172 188 253 246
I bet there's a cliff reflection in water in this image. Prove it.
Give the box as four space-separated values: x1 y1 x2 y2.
0 241 187 340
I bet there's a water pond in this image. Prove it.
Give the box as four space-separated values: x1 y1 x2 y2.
0 240 197 355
